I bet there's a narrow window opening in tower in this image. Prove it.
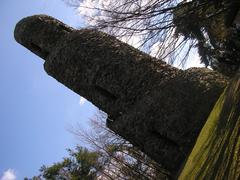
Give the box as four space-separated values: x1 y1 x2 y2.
30 43 49 59
95 85 117 101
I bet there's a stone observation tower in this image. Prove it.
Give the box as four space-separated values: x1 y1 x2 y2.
14 15 227 176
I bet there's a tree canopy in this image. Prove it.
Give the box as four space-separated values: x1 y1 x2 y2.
25 147 101 180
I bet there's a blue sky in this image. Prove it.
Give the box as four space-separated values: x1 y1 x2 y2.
0 0 97 179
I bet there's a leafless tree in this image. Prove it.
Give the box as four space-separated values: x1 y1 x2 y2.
63 0 240 73
71 111 170 179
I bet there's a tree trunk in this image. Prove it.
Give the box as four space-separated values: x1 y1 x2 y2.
179 69 240 179
14 15 227 176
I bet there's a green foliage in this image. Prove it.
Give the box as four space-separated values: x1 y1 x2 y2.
27 146 101 180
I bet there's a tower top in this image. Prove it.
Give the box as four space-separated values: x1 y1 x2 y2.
14 15 73 59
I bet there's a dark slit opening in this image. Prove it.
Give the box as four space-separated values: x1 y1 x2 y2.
95 85 117 101
30 43 49 59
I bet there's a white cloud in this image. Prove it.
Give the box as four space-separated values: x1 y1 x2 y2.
1 169 16 180
184 49 204 69
77 0 97 17
120 34 142 48
79 96 87 106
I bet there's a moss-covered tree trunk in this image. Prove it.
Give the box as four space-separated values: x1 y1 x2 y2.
179 69 240 179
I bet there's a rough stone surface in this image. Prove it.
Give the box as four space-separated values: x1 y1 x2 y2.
14 15 228 175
